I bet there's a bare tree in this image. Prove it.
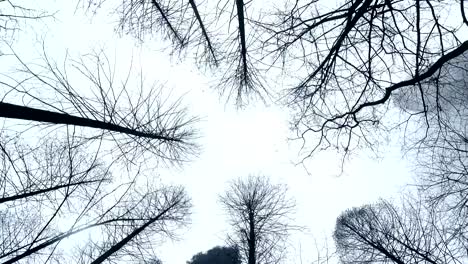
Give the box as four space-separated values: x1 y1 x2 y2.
0 133 192 263
334 198 468 264
256 0 468 164
219 175 296 264
82 0 269 105
416 129 468 217
74 185 191 264
0 2 200 263
0 46 198 166
0 133 109 262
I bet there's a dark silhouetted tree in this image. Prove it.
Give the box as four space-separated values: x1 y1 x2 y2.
82 0 269 105
2 2 199 167
187 245 241 264
334 198 468 264
0 47 198 166
219 175 296 264
264 1 468 162
0 134 191 263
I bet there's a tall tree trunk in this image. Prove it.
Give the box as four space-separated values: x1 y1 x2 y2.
248 211 256 264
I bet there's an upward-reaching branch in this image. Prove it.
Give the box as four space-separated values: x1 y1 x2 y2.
189 0 218 66
90 190 187 264
0 102 182 142
150 0 185 46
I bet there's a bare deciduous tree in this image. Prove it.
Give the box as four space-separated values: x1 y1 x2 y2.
83 0 268 105
334 198 468 264
261 1 468 163
0 47 198 166
0 134 191 263
75 184 191 264
219 175 296 264
0 2 198 263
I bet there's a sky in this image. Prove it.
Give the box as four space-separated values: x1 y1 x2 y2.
3 1 417 263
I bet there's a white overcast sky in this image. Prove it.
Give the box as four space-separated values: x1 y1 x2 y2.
7 1 417 263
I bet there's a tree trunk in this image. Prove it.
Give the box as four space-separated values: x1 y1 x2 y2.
248 211 256 264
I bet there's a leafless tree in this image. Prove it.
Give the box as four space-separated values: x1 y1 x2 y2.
70 184 191 264
0 46 198 166
256 0 468 164
416 129 468 217
0 133 191 263
334 198 468 264
82 0 268 105
0 133 110 262
219 175 297 264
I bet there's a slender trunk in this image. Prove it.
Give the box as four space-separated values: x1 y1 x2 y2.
235 0 248 80
248 211 256 264
345 223 406 264
0 179 103 204
188 0 218 65
90 201 178 264
151 0 184 46
2 220 114 263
